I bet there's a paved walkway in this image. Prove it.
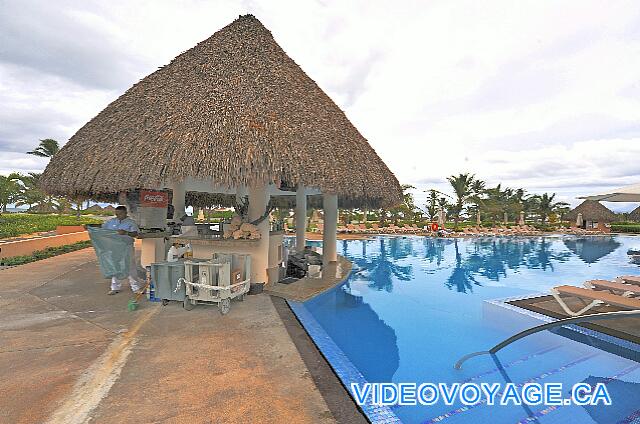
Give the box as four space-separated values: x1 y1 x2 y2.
0 247 335 423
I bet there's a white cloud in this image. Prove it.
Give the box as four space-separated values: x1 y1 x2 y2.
1 0 639 211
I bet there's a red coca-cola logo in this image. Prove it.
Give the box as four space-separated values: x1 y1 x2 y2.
140 190 168 208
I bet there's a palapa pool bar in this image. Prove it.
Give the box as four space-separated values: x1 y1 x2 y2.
40 14 402 287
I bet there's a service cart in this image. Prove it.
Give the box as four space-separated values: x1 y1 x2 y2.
150 259 211 305
179 253 251 315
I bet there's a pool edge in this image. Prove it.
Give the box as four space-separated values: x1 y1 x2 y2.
288 299 403 424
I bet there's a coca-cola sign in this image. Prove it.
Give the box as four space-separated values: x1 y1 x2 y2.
140 190 168 208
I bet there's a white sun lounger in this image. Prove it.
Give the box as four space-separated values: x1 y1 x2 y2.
616 275 640 286
550 284 640 317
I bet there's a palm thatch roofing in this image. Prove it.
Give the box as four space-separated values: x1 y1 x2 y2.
565 200 617 223
40 14 402 209
629 206 640 222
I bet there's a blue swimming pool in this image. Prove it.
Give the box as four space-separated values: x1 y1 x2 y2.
290 235 640 424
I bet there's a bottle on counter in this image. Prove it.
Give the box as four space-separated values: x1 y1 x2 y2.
185 243 193 259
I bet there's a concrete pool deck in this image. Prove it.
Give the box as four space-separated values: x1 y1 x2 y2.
0 245 354 423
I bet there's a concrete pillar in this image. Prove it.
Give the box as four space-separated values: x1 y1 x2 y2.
171 181 186 221
296 185 306 252
322 193 338 265
248 185 270 283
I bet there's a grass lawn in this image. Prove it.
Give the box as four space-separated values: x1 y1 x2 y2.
0 213 102 239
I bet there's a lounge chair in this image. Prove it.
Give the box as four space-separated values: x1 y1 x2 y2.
371 223 380 233
359 223 368 233
585 279 640 296
616 275 640 286
550 284 640 317
462 227 477 236
402 224 415 233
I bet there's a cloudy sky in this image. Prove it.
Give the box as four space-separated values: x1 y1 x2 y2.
1 0 639 210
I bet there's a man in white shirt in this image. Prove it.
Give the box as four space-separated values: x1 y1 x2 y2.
101 205 142 295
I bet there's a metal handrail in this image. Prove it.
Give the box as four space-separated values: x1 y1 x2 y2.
454 309 640 370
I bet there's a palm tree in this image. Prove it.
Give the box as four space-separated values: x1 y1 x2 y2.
25 138 84 215
27 138 59 157
13 173 48 211
532 193 569 224
556 205 572 224
446 173 480 228
388 184 417 225
425 189 439 220
0 173 23 213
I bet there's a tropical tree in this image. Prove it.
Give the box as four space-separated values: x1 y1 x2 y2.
425 189 440 221
388 184 418 225
54 197 74 214
27 138 59 157
25 138 84 215
13 173 49 211
531 193 569 224
446 173 482 228
555 205 572 224
0 173 22 213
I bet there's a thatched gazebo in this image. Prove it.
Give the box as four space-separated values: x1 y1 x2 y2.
565 200 616 229
40 14 402 282
628 206 640 222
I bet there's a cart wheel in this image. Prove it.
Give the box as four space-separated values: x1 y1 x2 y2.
183 298 195 311
162 299 169 306
219 298 231 315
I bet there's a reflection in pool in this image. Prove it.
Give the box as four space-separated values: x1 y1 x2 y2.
296 235 640 424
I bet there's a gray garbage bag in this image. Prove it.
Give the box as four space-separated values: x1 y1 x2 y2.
88 227 132 279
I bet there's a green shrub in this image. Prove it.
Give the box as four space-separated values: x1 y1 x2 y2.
611 223 640 233
0 240 93 266
0 214 101 239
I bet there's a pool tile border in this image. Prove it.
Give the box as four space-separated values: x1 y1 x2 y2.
486 294 640 354
288 300 402 424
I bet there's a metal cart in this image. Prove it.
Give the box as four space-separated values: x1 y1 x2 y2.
180 253 251 315
150 259 211 305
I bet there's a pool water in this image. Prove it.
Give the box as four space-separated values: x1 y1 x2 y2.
292 236 640 424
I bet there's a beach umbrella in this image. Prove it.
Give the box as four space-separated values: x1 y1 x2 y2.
476 211 481 225
438 210 445 228
503 212 508 224
576 212 583 227
518 211 525 225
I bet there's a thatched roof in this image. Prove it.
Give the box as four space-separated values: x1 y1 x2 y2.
40 14 402 209
565 200 617 222
629 206 640 222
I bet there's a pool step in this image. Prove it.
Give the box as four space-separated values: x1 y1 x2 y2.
420 342 640 424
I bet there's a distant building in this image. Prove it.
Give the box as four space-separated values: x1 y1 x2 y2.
565 200 617 230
